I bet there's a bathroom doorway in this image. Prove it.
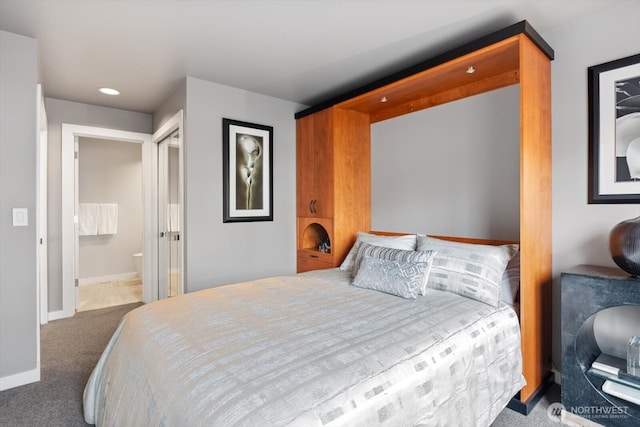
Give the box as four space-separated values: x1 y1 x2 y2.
75 137 143 311
60 115 183 318
61 124 153 318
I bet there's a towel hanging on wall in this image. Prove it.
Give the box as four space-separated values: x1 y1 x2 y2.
98 203 118 235
78 203 99 236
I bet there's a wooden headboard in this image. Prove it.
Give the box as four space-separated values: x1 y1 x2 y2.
370 230 518 247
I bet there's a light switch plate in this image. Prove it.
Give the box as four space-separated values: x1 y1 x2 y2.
12 208 28 226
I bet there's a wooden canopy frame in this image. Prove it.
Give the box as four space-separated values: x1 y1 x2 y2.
296 20 553 414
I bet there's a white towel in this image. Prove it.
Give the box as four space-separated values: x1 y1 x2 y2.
78 203 99 236
98 204 118 235
167 203 180 232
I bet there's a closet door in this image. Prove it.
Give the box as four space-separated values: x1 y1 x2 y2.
157 131 181 299
296 109 334 218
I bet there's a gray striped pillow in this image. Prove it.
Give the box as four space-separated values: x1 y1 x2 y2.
352 256 427 300
416 235 518 307
352 242 436 295
339 232 417 272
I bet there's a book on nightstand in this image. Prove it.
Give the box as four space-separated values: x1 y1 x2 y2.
619 371 640 387
602 380 640 406
592 353 627 375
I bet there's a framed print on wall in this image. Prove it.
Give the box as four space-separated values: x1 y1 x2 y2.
222 118 273 222
588 53 640 204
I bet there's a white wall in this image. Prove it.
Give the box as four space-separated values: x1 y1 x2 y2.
183 77 302 292
371 85 520 240
0 30 38 388
78 137 143 280
44 98 152 312
545 0 640 371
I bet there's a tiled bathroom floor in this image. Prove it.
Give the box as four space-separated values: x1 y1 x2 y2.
77 277 142 312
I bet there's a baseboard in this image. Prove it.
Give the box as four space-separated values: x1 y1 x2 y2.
0 367 40 391
47 310 68 321
507 372 555 415
79 272 139 286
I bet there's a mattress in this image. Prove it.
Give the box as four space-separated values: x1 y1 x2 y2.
84 269 524 426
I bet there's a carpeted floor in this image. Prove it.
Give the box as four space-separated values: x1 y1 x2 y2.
0 303 142 427
0 302 562 426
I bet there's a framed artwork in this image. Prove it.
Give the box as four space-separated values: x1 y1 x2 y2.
222 118 273 222
588 53 640 204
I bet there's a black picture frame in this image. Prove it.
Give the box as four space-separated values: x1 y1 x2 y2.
588 53 640 204
222 118 273 222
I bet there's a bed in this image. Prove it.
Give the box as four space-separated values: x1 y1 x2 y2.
84 234 524 426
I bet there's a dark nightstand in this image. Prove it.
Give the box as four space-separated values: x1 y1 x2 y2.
561 265 640 426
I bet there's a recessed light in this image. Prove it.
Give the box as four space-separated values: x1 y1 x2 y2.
466 66 475 74
99 87 120 95
380 96 388 103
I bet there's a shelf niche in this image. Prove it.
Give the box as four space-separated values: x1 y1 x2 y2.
301 222 331 253
561 265 640 426
576 306 640 421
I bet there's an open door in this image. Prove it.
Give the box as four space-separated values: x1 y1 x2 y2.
152 110 184 300
157 131 182 298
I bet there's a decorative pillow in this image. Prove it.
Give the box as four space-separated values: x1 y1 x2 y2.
500 250 520 305
352 256 427 300
352 242 436 295
416 235 518 307
339 232 417 272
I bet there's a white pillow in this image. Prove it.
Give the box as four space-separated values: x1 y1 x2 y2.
339 232 417 272
352 256 428 300
500 250 520 305
416 235 518 307
352 242 436 295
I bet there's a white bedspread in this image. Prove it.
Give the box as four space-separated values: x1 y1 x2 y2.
84 269 524 426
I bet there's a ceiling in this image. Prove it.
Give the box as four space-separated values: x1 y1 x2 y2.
0 0 630 113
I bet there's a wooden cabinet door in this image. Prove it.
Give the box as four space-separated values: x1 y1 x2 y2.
296 115 315 216
311 109 334 218
296 109 334 218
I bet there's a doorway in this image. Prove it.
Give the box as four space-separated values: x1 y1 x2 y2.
61 125 152 317
60 112 184 317
157 131 182 298
152 110 184 298
75 137 143 311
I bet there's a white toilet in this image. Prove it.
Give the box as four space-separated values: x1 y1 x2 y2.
133 253 143 278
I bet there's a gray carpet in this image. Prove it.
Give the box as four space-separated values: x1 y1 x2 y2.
0 302 561 426
0 303 142 427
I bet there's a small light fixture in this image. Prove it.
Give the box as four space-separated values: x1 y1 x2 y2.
99 87 120 95
380 96 388 103
466 66 475 74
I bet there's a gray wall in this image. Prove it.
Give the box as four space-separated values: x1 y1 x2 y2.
371 85 520 240
373 1 640 374
182 77 302 291
153 78 186 132
545 0 640 372
44 98 152 312
78 137 143 280
0 31 38 382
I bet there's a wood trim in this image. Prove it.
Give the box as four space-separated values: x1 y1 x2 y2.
518 35 553 402
296 21 553 407
370 231 517 247
295 20 553 119
337 36 521 123
369 69 519 123
332 107 371 265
